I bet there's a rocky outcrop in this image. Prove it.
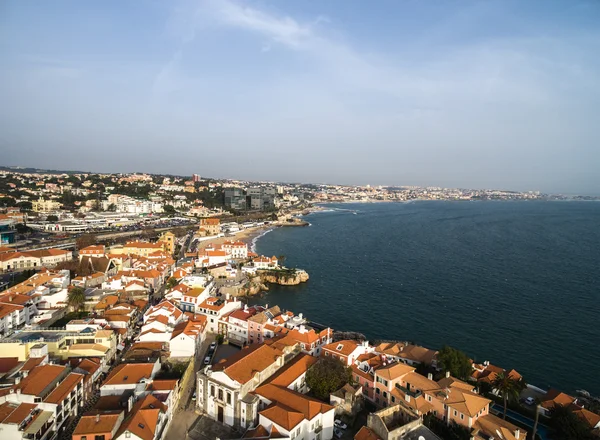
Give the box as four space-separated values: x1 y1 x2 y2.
258 269 309 285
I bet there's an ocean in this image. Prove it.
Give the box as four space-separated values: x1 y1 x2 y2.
251 201 600 396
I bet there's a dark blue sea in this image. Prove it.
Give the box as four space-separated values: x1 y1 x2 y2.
252 201 600 396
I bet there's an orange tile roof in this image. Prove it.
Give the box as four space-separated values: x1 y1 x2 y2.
16 364 66 396
73 412 123 435
44 373 84 404
212 343 286 384
322 340 360 356
256 384 334 429
573 408 600 429
0 402 37 424
267 354 317 388
375 361 415 380
354 426 382 440
473 414 526 440
104 363 155 386
541 388 576 410
115 394 165 440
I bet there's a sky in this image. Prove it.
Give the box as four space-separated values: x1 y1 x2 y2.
1 1 599 193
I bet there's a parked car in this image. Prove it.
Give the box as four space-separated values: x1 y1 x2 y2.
210 342 217 350
203 356 211 365
524 397 535 405
335 420 347 430
191 392 196 401
334 428 343 439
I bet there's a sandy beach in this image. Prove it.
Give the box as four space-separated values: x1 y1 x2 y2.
196 224 274 252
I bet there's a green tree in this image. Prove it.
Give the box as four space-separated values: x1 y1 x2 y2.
492 372 526 419
437 346 473 380
107 203 116 212
549 404 593 440
165 277 179 289
46 215 59 222
68 287 86 312
163 205 177 215
305 357 352 401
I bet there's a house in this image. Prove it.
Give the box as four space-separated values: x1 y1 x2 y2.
366 404 441 440
472 414 527 440
179 287 208 313
0 401 56 440
79 245 106 259
169 315 207 358
198 218 220 236
254 383 336 440
224 305 266 346
196 338 300 429
100 362 161 397
538 388 577 417
273 325 333 357
221 241 248 259
122 242 165 258
471 361 522 387
197 296 243 333
253 256 279 270
374 342 437 367
265 353 317 394
72 411 125 440
322 340 373 366
114 394 169 440
158 231 176 255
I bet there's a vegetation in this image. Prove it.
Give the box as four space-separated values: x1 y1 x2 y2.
491 372 526 419
7 269 36 288
165 277 179 289
67 287 86 312
46 215 59 222
305 357 352 400
52 311 89 328
423 414 471 440
76 233 97 250
549 404 594 440
156 361 189 379
436 345 473 380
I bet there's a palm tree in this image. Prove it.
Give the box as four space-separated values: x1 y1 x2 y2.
68 287 86 312
492 372 526 419
532 403 540 439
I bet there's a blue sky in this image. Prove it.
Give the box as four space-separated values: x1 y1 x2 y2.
1 0 599 193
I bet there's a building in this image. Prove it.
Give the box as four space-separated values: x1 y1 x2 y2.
192 174 201 182
247 187 276 211
72 411 125 440
366 404 441 440
196 296 242 333
196 338 300 429
322 340 373 366
198 218 220 236
31 197 62 213
158 231 176 255
0 216 16 245
224 188 246 211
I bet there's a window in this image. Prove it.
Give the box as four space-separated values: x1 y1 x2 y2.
95 436 105 440
227 392 231 404
454 410 457 417
427 395 432 402
391 396 396 403
375 388 380 395
210 386 215 397
82 437 87 440
218 389 223 400
383 391 388 399
460 414 464 420
325 351 329 356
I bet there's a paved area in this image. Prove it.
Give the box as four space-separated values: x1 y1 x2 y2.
187 415 239 440
164 409 200 440
211 343 240 365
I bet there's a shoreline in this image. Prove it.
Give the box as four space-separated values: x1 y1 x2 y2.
245 203 600 399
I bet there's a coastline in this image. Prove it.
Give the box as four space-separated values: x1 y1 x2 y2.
248 201 600 398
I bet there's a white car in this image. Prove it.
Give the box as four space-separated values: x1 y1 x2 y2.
203 356 211 365
334 428 343 439
210 342 217 350
524 397 535 405
335 420 347 430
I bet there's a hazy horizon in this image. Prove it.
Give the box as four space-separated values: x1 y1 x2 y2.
1 1 599 193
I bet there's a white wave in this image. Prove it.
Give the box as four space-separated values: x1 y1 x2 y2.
251 228 274 253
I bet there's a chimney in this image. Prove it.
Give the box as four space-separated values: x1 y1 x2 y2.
446 371 450 378
515 429 520 438
299 313 303 319
428 373 433 380
96 414 100 423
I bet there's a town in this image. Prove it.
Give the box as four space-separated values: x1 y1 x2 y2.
0 169 598 440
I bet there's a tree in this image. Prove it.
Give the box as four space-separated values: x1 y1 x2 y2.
107 203 116 212
549 404 593 440
68 287 86 312
277 255 286 267
305 357 352 401
532 403 540 440
76 233 97 250
163 205 176 215
437 346 473 380
492 372 526 419
46 215 59 222
165 277 178 289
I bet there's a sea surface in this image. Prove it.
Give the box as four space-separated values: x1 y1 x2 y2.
251 201 600 396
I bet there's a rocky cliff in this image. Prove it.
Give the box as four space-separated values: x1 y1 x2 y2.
258 269 309 285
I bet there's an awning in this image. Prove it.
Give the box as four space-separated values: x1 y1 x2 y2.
24 411 53 435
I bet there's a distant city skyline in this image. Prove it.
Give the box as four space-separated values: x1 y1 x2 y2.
1 0 600 194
